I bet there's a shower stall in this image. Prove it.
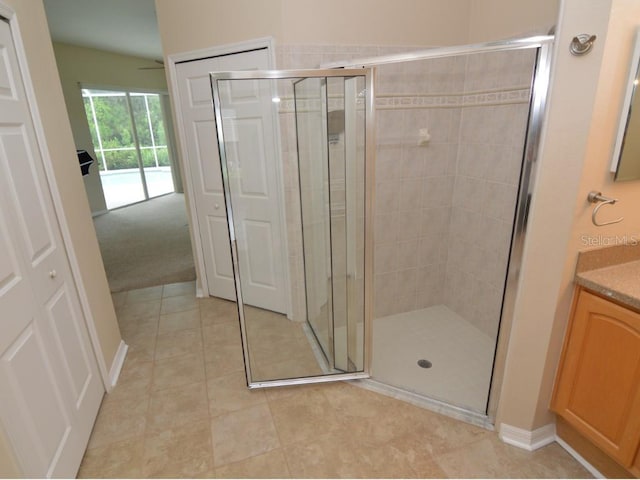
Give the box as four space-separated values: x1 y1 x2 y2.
210 35 552 425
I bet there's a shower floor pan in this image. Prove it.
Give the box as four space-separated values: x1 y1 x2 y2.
372 305 495 414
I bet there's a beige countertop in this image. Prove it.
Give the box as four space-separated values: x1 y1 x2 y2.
576 259 640 311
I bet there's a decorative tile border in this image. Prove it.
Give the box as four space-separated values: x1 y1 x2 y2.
276 87 530 113
277 97 352 114
375 88 531 109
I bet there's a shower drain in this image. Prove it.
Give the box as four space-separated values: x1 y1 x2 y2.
417 359 433 369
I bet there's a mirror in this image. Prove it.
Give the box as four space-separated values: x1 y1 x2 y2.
211 69 371 387
612 27 640 181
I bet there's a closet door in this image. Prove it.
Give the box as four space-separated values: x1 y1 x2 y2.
175 48 289 313
0 19 103 478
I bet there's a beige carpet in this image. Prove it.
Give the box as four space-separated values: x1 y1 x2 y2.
93 193 196 293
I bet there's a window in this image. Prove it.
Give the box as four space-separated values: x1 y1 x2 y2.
82 88 174 209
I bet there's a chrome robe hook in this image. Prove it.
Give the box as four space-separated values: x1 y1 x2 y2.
587 191 623 226
570 34 597 56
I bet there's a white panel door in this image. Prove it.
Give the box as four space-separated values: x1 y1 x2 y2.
215 57 288 313
0 20 103 478
175 49 288 313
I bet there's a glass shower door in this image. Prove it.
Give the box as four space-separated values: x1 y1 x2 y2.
294 76 366 373
211 69 372 387
294 77 333 368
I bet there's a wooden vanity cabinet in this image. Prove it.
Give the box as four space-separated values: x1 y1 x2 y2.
552 287 640 471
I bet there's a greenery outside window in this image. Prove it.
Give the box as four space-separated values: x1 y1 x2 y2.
82 88 174 209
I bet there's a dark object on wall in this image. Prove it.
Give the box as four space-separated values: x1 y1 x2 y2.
77 150 94 176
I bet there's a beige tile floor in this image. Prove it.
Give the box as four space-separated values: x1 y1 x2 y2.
244 306 323 381
78 281 592 478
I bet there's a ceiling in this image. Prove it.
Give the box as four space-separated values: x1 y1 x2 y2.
43 0 163 60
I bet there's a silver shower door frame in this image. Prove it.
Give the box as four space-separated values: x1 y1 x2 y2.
333 35 554 424
211 68 376 389
209 34 554 423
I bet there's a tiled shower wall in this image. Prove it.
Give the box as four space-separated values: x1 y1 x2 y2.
445 50 536 338
373 57 466 319
276 44 415 323
275 45 536 340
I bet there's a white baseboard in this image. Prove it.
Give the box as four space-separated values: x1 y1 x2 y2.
107 340 128 390
555 435 605 479
499 423 556 451
500 422 606 477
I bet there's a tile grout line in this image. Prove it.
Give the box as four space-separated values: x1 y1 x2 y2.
145 286 210 476
199 302 218 474
138 307 160 476
264 393 293 478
